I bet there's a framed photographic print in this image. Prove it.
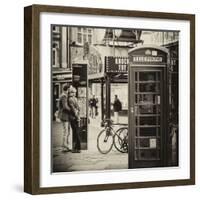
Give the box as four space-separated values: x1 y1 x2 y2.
24 4 195 194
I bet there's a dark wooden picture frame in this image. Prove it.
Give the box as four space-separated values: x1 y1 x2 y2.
24 4 195 194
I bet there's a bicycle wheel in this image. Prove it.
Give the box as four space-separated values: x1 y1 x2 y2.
97 128 114 154
114 127 128 153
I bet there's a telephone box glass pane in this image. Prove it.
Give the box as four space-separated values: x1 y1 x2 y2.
137 116 160 125
139 127 158 136
135 94 161 104
139 72 160 81
138 83 160 92
136 105 160 114
139 149 159 160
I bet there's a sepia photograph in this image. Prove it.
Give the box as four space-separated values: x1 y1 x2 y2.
51 26 179 172
24 4 195 194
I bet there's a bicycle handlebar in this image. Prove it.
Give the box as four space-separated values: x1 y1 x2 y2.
103 119 128 126
103 118 113 126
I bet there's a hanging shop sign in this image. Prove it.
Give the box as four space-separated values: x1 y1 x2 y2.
105 56 129 73
52 71 72 82
87 46 104 79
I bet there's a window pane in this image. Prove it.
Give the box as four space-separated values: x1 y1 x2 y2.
139 149 159 160
139 72 160 81
135 94 160 105
136 138 159 149
135 83 160 92
78 33 82 43
137 105 160 114
83 34 87 43
137 127 160 136
52 42 57 48
138 83 160 92
52 50 55 65
139 116 160 126
137 138 150 148
88 34 92 44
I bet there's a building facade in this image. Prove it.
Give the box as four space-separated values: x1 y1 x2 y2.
52 27 178 122
52 26 96 118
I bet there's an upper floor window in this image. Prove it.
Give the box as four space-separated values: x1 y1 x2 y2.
77 28 93 45
52 41 60 68
52 26 60 33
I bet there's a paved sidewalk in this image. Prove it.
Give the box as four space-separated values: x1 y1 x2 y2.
52 116 128 172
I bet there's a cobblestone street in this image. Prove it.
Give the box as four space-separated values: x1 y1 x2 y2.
52 115 128 172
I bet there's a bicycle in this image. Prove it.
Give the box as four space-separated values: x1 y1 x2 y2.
97 119 128 154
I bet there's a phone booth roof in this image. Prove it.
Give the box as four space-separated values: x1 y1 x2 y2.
128 45 169 66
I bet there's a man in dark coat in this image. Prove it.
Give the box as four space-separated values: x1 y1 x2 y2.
113 95 122 123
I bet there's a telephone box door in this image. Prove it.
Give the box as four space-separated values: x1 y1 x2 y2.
129 67 167 168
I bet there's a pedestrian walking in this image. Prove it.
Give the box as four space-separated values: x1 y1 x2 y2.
113 95 122 124
89 95 97 118
58 84 71 152
68 87 81 153
95 97 99 116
